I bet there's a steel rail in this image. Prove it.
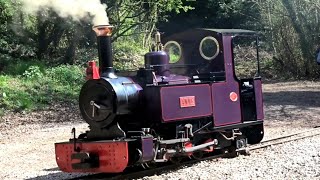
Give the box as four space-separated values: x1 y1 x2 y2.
258 126 320 144
247 129 320 151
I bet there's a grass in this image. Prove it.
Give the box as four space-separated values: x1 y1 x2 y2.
0 64 84 113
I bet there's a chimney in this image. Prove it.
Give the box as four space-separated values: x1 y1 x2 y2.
93 25 116 78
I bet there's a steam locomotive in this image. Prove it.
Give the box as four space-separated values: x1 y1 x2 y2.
55 24 264 173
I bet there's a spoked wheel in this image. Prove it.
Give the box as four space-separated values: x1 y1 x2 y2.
245 124 264 144
170 156 183 164
223 146 239 158
141 162 156 169
191 151 204 160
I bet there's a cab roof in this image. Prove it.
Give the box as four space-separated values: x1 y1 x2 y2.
162 28 258 43
200 28 257 35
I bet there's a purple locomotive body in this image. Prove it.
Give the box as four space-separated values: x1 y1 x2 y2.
55 26 264 173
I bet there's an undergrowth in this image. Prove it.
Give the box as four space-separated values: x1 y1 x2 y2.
0 38 146 115
0 64 84 113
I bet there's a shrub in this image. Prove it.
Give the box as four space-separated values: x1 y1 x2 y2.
0 65 85 113
2 60 46 76
113 38 147 70
74 48 98 66
0 75 33 111
45 65 84 85
23 66 43 79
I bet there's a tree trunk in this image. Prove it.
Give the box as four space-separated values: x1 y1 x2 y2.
282 0 311 77
36 16 49 60
64 29 80 64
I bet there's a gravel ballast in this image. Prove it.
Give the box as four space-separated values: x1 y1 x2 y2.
0 81 319 180
143 136 320 180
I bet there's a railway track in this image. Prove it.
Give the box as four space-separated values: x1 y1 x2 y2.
70 126 320 180
247 126 320 151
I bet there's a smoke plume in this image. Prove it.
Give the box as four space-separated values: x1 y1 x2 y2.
20 0 109 25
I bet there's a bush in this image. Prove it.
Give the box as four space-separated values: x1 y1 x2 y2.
74 48 98 66
2 60 46 76
0 75 33 110
46 65 84 85
0 64 85 113
23 66 43 79
113 38 147 70
0 54 13 72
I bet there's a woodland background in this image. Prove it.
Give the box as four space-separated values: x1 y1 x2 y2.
0 0 320 113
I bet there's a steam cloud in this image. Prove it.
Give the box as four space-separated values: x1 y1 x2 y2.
20 0 109 25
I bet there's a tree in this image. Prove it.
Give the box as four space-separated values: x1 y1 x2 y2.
255 0 320 78
159 0 262 35
104 0 193 46
0 0 192 67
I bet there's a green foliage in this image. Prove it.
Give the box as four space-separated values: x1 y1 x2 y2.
2 60 46 76
256 0 320 78
0 65 84 112
74 48 98 66
0 75 33 110
0 0 193 114
113 38 147 70
46 65 84 85
0 0 14 28
22 66 43 79
0 54 13 71
105 0 194 48
168 54 180 64
155 0 194 14
161 0 262 34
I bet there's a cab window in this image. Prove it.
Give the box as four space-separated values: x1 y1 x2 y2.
199 36 220 61
164 41 182 63
233 36 259 79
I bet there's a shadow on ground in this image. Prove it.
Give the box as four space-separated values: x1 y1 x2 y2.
264 91 320 107
25 172 91 180
263 91 320 127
